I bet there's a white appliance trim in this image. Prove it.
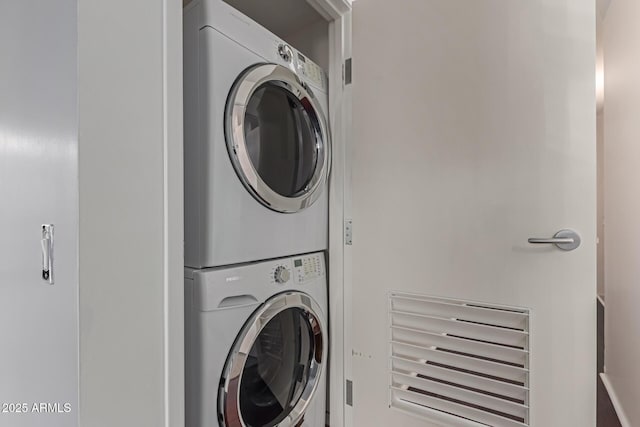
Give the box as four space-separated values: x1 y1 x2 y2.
162 0 185 426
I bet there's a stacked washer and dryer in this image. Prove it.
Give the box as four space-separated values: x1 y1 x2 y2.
183 1 331 426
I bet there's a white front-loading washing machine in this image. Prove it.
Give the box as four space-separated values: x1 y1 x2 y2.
185 252 328 427
184 0 331 269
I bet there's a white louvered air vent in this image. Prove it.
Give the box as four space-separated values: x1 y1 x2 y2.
389 292 530 427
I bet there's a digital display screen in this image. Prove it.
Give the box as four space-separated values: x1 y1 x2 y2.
294 259 302 267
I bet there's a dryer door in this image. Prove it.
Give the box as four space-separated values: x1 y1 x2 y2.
226 64 330 213
219 292 326 427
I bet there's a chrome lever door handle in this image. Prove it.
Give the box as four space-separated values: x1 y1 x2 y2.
528 237 575 244
528 229 581 251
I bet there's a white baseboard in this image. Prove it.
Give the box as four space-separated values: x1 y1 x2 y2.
600 373 632 427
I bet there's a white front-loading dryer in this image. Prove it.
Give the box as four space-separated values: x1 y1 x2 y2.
185 252 328 427
184 0 330 269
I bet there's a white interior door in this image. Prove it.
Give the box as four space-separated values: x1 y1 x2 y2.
349 1 596 426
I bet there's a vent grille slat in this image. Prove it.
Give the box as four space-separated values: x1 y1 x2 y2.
391 326 528 366
393 388 529 427
390 293 530 427
391 356 529 402
392 373 528 420
392 311 528 348
392 295 528 329
392 342 528 384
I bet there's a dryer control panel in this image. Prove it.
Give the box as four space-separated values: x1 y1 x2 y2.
294 52 326 91
293 253 324 284
275 42 327 91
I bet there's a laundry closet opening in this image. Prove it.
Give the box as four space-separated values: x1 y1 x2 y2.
181 1 339 426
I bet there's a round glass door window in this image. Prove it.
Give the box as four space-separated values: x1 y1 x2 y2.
226 64 330 213
219 292 325 427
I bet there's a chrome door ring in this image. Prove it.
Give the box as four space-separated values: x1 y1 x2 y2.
218 291 326 427
225 63 331 213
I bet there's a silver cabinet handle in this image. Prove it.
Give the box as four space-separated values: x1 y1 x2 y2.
528 229 581 251
41 224 54 284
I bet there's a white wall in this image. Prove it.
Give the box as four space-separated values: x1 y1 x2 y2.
597 111 605 297
78 1 184 426
596 14 605 297
603 0 640 424
284 19 330 72
0 2 78 426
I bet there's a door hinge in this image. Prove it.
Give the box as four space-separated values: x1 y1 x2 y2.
344 58 352 86
346 379 353 406
345 219 353 245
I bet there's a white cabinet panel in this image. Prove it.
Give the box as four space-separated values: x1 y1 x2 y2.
0 1 78 426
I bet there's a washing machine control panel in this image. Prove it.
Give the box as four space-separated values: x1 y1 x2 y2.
293 254 323 284
273 265 291 284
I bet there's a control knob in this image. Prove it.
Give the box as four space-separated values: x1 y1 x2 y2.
278 44 293 63
274 266 290 284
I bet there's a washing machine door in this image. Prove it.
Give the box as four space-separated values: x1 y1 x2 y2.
219 292 325 427
225 63 330 213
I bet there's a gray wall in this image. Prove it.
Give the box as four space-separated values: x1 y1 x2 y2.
78 0 184 426
597 111 605 297
603 0 640 424
0 1 78 426
596 1 606 299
